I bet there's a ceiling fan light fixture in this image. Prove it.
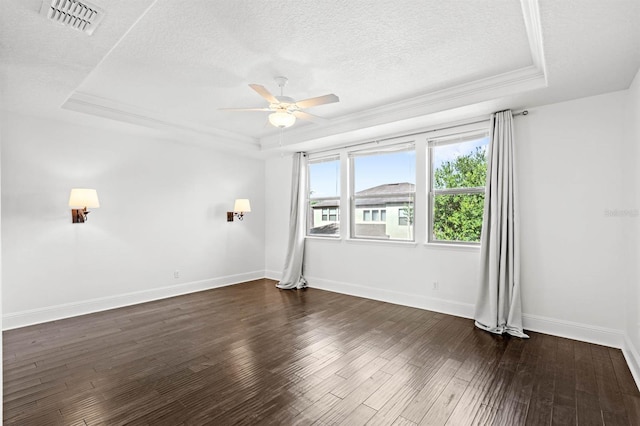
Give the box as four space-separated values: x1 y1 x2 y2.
269 111 296 128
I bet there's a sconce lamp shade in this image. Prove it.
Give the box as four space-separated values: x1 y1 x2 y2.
268 111 296 128
228 198 251 222
69 188 100 208
233 199 251 213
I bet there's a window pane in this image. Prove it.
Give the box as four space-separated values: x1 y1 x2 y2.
308 158 340 236
432 136 489 189
352 147 416 240
432 193 485 242
398 209 408 226
430 134 488 244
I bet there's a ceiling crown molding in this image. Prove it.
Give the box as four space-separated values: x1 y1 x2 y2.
521 0 548 83
261 0 548 151
62 91 260 151
260 65 545 151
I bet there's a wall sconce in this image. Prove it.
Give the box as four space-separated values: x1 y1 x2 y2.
227 198 251 221
69 188 100 223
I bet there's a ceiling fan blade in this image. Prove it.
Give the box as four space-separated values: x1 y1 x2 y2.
293 110 328 124
220 107 272 112
295 94 339 109
249 84 279 104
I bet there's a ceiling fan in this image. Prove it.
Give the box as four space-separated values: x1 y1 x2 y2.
222 77 339 129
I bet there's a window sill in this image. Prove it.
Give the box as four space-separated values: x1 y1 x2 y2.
424 242 481 252
345 238 418 248
305 236 341 242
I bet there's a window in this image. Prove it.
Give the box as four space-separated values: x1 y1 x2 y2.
308 156 340 237
305 122 488 243
398 209 409 226
429 134 489 243
350 144 416 240
321 208 339 221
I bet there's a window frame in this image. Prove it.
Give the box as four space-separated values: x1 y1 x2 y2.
307 155 341 238
304 119 489 246
349 143 416 242
427 132 489 245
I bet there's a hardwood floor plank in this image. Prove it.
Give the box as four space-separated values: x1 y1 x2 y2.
446 337 510 425
492 401 527 426
292 392 341 425
549 338 575 425
576 389 605 426
592 344 627 416
608 347 640 396
339 403 377 425
623 394 640 424
364 363 419 411
3 279 639 424
419 376 469 425
575 339 599 395
393 416 418 426
401 358 462 423
318 370 390 424
329 357 389 399
524 334 557 425
367 384 420 426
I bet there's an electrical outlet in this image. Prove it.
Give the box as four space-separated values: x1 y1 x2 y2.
432 281 439 290
174 270 180 279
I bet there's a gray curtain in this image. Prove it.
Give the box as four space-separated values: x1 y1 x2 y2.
277 152 308 290
474 110 528 338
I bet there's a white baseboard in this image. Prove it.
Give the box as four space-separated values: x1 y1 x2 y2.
623 335 640 391
264 269 282 281
306 276 626 351
307 276 475 320
521 313 625 348
2 270 264 330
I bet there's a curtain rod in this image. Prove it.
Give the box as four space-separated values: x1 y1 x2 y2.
309 110 529 156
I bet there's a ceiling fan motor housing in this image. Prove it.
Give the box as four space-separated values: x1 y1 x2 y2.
273 96 296 111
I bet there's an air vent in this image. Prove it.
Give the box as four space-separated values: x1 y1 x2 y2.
40 0 104 35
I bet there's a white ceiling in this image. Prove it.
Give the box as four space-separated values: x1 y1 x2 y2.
1 0 639 155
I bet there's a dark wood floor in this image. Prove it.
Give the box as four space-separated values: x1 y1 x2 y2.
3 279 640 425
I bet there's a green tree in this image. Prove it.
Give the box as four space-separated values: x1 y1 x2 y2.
433 147 487 242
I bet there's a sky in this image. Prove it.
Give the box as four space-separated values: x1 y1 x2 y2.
309 136 489 197
432 136 488 170
309 160 340 197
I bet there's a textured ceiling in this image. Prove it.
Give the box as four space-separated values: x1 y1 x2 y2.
1 0 639 154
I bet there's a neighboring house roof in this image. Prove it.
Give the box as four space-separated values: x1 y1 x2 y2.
356 182 415 196
308 222 339 235
311 183 415 208
310 199 339 208
355 182 415 206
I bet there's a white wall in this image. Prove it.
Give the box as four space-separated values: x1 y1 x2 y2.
516 91 629 342
264 154 293 279
2 112 265 328
265 90 633 347
625 68 640 382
